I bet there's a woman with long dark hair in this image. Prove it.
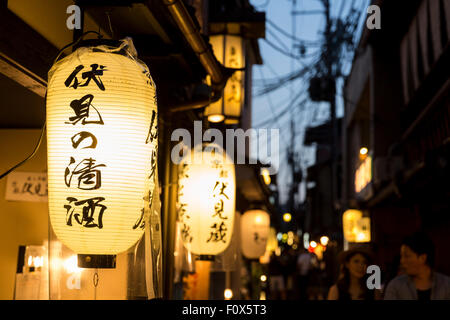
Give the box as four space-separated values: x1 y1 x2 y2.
327 248 376 300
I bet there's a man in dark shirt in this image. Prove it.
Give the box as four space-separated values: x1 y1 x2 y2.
384 232 450 300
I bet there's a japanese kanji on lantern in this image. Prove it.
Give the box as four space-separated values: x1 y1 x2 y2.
46 38 158 259
204 34 245 124
177 144 236 256
241 209 270 259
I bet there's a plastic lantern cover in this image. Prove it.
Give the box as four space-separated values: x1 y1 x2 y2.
46 38 158 255
177 144 236 255
241 210 270 259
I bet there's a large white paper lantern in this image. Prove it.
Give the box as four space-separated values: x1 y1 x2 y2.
177 144 235 255
241 209 270 259
46 39 158 256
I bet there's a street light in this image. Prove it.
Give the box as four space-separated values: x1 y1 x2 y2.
261 168 271 185
359 147 369 161
283 213 292 223
320 236 329 246
360 147 369 155
224 289 233 300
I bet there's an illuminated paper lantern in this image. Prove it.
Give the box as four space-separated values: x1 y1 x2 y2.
177 144 235 255
260 227 279 264
355 156 372 193
46 39 158 256
342 209 371 243
241 210 270 259
204 35 245 124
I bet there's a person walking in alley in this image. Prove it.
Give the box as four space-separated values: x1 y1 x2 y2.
327 247 377 300
297 248 313 300
384 232 450 300
268 252 286 299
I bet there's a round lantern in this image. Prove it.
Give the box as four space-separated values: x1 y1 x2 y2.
241 209 270 259
177 144 235 256
46 38 158 258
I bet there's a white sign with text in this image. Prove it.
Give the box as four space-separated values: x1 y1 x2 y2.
5 172 48 202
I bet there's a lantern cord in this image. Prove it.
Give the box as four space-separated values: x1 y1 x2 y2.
106 11 115 40
0 31 104 181
53 31 104 65
93 270 99 300
0 121 46 180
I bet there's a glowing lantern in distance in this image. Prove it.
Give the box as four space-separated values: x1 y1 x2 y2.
177 144 235 255
241 209 270 259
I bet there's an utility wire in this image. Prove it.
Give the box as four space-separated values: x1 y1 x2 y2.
266 19 322 46
0 31 104 180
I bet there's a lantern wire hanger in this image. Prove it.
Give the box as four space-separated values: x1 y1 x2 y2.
0 31 104 181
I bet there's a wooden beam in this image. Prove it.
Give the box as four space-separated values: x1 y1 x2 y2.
0 8 59 82
0 52 46 97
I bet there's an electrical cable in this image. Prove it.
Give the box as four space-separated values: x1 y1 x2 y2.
0 121 46 180
263 38 304 60
0 31 104 180
266 19 322 46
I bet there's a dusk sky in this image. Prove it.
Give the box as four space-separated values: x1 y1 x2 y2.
250 0 370 204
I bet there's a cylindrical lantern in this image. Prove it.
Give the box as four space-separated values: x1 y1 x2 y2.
241 209 270 259
46 38 158 258
204 35 245 124
177 144 235 256
342 209 371 243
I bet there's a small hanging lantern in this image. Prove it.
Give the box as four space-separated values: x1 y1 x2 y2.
177 144 236 256
204 34 245 124
46 38 158 266
241 209 270 259
342 209 371 243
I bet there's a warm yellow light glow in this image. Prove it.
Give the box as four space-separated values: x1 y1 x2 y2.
360 147 368 155
261 168 271 185
343 210 371 243
310 241 317 248
260 291 266 300
283 213 292 222
35 256 44 268
275 247 281 256
204 35 245 124
320 236 329 246
63 255 82 274
343 210 362 242
224 289 233 300
260 228 279 264
28 256 33 267
177 144 235 255
287 238 294 246
46 40 157 255
260 275 267 282
241 210 270 259
282 233 288 242
207 114 225 123
355 156 372 193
